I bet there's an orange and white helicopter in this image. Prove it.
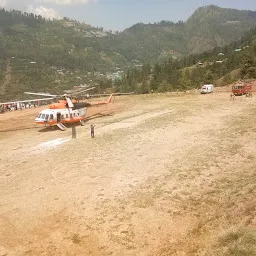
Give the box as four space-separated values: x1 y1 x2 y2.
24 87 113 130
0 87 113 130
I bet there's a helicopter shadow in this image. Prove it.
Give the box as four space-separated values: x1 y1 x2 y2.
37 122 81 132
38 126 60 132
37 113 114 132
85 112 114 122
0 126 39 133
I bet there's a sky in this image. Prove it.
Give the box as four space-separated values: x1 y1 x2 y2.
0 0 256 31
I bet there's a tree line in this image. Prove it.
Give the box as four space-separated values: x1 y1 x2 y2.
115 27 256 93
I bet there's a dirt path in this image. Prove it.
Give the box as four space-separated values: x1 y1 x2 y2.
0 59 12 95
0 93 255 255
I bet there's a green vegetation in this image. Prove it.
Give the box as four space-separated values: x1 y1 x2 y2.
1 5 256 100
106 5 256 63
210 227 256 256
119 27 256 93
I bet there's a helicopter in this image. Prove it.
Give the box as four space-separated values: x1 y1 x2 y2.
0 87 113 130
24 87 113 130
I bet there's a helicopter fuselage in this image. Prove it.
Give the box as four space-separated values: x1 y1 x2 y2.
35 107 87 126
33 94 112 128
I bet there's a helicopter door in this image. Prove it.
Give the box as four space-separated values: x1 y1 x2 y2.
79 108 87 117
57 112 61 123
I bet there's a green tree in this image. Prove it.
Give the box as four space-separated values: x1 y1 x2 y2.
157 80 170 92
240 54 254 79
204 70 214 84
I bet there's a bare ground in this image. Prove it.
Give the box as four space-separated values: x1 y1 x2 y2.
0 92 255 256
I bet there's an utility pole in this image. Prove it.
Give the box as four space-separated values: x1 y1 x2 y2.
72 124 76 139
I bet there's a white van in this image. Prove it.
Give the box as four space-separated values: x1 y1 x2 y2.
200 84 213 94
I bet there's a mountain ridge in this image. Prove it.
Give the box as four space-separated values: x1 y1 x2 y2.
1 5 256 100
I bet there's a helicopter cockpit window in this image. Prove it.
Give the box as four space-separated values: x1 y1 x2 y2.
50 114 54 120
45 114 49 120
42 114 45 119
38 113 42 118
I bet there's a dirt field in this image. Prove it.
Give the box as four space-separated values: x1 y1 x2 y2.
0 92 255 256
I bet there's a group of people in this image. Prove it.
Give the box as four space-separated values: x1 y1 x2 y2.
1 103 38 112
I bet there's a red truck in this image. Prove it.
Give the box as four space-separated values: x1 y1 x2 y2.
232 82 252 97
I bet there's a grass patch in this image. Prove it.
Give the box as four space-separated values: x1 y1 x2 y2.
71 233 82 244
212 227 256 256
133 187 163 208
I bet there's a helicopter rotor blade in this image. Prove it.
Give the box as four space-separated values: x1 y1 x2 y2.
80 92 134 98
24 92 59 98
71 87 96 96
65 96 74 108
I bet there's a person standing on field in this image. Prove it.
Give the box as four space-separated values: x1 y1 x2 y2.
90 124 95 138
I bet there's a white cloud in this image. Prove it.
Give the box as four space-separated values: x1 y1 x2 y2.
28 5 61 19
42 0 96 4
0 0 6 7
0 0 96 9
0 0 96 20
0 0 36 10
0 0 62 20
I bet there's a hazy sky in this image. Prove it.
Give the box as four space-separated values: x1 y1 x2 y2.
0 0 256 31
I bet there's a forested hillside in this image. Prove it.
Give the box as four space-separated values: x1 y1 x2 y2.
0 9 127 72
1 5 256 101
117 27 256 94
106 5 256 63
0 9 128 100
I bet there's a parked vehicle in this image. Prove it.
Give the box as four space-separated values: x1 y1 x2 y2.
200 84 213 94
232 82 252 96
